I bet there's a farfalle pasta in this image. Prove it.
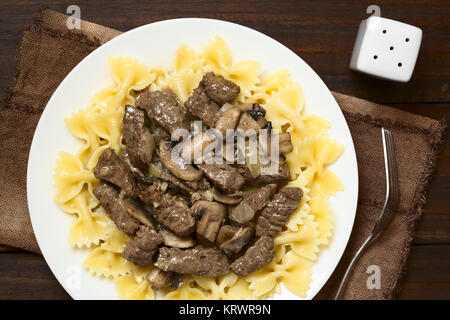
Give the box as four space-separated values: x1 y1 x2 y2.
53 36 343 299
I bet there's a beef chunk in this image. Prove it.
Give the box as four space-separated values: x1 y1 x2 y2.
122 105 155 168
136 90 190 134
237 164 256 182
93 182 118 213
193 201 226 243
123 243 154 266
229 184 277 224
140 181 196 236
134 226 163 250
200 72 240 105
139 183 164 207
186 177 212 192
155 246 230 277
252 158 291 186
185 86 221 127
122 226 163 266
256 187 303 237
243 184 277 212
197 163 245 194
94 148 138 197
231 236 275 276
156 194 196 237
93 182 140 235
219 226 253 257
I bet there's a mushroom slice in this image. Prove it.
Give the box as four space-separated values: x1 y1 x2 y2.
170 273 188 289
248 104 267 128
146 268 172 289
193 201 226 243
216 225 240 246
219 226 253 257
237 103 253 112
212 189 243 205
260 132 293 157
278 132 293 153
215 107 241 137
179 132 216 164
123 198 157 229
159 228 195 248
237 112 261 133
159 140 203 182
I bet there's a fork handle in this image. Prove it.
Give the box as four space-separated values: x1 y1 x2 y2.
333 234 374 300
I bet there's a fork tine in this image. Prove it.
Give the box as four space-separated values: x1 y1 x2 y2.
384 129 399 201
388 132 399 199
382 128 391 191
382 129 395 198
387 132 396 195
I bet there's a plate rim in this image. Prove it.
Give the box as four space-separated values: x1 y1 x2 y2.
27 17 359 300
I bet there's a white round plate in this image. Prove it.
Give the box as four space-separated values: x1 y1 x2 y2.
27 18 358 300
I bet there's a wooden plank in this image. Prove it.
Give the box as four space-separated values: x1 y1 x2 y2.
402 245 450 283
414 214 450 244
0 253 70 300
384 104 450 177
1 1 450 103
399 244 450 299
422 176 450 215
399 282 450 300
1 244 449 299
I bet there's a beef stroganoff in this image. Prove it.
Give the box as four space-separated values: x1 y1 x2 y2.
53 36 343 299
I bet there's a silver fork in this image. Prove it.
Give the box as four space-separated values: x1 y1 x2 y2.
334 127 400 300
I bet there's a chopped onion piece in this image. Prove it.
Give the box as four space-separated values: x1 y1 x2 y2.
219 103 235 114
149 163 162 178
202 190 214 201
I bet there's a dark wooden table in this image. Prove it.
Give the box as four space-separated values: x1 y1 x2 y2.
0 0 449 300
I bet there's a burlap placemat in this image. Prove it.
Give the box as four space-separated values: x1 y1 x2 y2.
0 9 446 299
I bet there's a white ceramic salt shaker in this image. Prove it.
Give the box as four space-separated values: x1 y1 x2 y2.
350 7 422 82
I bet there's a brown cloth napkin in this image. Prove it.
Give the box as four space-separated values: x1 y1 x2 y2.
0 9 446 299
